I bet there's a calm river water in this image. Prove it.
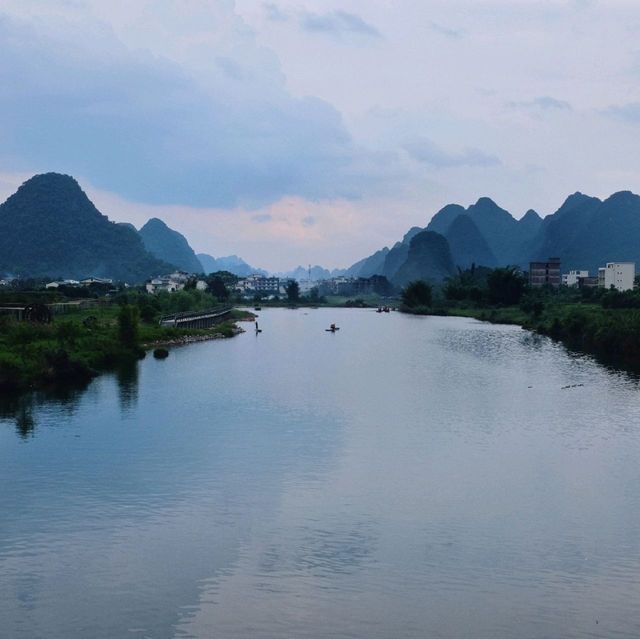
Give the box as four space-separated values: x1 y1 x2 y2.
1 308 640 638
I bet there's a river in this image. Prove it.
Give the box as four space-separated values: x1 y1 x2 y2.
1 308 639 638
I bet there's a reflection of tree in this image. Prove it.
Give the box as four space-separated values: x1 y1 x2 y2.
15 406 35 439
116 361 139 413
0 383 89 440
0 395 36 439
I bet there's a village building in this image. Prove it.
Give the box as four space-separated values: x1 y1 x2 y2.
598 262 635 292
236 275 281 296
529 257 561 287
145 271 191 294
562 270 589 287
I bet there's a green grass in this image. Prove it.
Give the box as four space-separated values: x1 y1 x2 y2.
0 304 249 393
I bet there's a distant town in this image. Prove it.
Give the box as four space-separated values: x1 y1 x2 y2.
529 258 635 292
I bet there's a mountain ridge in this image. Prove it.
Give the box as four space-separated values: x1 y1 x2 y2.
0 173 172 282
139 217 203 273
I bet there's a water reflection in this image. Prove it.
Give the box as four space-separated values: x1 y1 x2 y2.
2 310 640 639
115 359 139 413
0 383 88 439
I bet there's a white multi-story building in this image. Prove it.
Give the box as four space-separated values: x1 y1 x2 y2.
598 262 636 292
236 275 280 295
562 270 589 287
145 271 191 294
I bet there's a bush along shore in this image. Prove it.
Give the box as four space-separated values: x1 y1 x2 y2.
399 266 640 371
0 301 253 394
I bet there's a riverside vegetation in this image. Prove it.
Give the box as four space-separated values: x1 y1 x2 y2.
401 265 640 370
0 285 250 393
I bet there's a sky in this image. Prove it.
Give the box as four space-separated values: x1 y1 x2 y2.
1 0 639 271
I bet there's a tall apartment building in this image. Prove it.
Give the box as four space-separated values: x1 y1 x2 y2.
598 262 635 292
529 257 561 287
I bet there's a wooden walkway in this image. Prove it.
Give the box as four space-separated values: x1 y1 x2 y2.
159 306 233 329
0 299 98 320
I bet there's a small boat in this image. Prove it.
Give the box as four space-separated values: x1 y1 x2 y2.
254 306 262 311
326 323 340 332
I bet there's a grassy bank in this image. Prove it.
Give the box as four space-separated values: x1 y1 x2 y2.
0 304 252 393
399 269 640 371
445 302 640 369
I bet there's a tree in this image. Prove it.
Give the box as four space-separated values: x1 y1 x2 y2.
285 280 300 302
118 305 140 349
205 275 230 301
487 267 526 306
401 280 432 308
139 303 157 324
209 270 239 288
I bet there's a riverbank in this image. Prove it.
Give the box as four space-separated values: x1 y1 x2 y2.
142 323 245 348
239 294 399 310
411 302 640 371
0 305 253 394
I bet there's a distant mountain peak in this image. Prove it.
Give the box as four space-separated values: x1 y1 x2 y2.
12 172 96 214
473 196 500 209
521 209 541 221
392 230 455 287
445 214 497 269
197 253 267 277
0 173 169 281
139 217 202 273
22 172 79 189
561 191 597 208
425 203 466 235
402 226 424 244
606 190 638 203
142 217 170 230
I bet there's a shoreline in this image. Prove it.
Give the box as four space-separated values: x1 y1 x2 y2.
0 315 252 397
142 325 245 348
404 305 640 374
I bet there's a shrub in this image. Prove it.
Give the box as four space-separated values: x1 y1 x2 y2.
118 305 140 349
402 281 432 309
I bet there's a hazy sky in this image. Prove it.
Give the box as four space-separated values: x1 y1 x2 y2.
1 0 639 270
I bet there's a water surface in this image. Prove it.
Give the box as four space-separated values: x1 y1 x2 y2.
1 308 640 638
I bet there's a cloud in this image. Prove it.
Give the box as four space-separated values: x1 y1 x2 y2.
301 215 316 227
252 213 272 223
263 2 288 22
429 22 464 39
602 102 640 124
403 138 500 169
509 96 573 111
300 10 381 40
0 8 387 208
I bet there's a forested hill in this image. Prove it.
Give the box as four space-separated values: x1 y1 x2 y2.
343 190 640 284
139 218 202 273
0 173 171 282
